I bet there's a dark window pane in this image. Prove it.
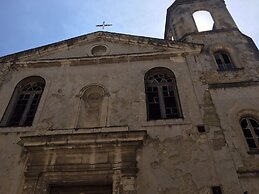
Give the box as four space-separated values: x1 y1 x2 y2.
222 53 231 64
172 111 180 118
164 98 178 117
212 186 222 194
162 86 168 96
216 58 222 65
24 94 42 126
24 118 33 126
218 64 224 71
246 138 257 149
153 97 159 103
156 78 162 82
147 87 152 92
241 119 248 128
153 87 158 92
148 92 159 103
149 104 161 119
8 95 29 126
165 107 173 116
164 96 177 107
243 129 253 138
250 119 259 127
226 63 235 70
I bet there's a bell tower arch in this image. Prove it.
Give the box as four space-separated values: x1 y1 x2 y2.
164 0 238 41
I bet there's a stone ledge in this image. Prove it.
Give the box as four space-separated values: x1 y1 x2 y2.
237 169 259 178
20 130 147 149
247 149 259 155
45 126 130 135
208 80 259 89
0 126 128 134
25 162 137 175
141 118 191 127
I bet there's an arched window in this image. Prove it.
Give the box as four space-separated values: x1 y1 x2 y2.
214 51 235 71
193 10 214 32
145 67 182 120
0 76 45 127
240 117 259 149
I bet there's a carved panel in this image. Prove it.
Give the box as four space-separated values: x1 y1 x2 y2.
77 85 109 128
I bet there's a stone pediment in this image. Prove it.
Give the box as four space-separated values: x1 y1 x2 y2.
0 31 202 63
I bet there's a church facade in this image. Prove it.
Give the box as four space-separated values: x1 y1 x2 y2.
0 0 259 193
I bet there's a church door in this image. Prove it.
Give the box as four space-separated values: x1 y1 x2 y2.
50 185 112 194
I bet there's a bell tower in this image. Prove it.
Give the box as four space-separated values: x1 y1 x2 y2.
164 0 238 41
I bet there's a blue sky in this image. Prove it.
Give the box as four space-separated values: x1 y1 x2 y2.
0 0 258 57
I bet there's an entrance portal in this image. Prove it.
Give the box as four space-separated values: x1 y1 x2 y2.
50 185 112 194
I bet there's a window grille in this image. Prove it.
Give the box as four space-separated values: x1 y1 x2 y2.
145 68 182 120
0 76 45 127
240 117 259 149
214 52 235 71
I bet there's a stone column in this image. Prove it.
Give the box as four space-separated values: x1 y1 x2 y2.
22 177 38 194
122 176 137 194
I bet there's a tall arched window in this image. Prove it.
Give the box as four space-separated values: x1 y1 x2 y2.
145 67 182 120
240 117 259 150
0 76 45 127
214 51 235 71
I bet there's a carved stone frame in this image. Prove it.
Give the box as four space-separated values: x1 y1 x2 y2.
75 84 109 128
20 130 146 194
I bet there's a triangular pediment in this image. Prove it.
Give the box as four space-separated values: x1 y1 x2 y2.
0 31 202 63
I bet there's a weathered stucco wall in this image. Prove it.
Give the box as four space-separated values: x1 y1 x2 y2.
0 45 258 193
0 54 204 193
0 133 26 194
0 56 201 131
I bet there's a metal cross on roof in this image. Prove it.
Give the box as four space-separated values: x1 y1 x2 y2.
96 21 112 30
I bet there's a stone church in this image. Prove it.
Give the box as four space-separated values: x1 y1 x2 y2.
0 0 259 193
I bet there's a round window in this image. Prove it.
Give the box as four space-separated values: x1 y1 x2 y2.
91 45 108 56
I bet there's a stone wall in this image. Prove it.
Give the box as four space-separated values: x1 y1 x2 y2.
0 1 258 191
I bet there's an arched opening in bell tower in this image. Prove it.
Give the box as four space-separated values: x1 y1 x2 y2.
193 10 215 32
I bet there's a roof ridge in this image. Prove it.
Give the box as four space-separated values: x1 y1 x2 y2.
0 31 202 62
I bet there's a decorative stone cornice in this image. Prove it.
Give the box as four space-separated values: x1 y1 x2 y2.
0 31 202 63
20 130 147 150
3 51 195 69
